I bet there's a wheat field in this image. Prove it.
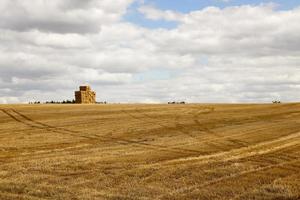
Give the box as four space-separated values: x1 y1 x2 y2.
0 103 299 200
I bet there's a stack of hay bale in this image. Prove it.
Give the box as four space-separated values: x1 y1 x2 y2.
75 86 96 104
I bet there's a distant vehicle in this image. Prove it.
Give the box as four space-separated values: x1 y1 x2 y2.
272 101 281 104
168 101 186 104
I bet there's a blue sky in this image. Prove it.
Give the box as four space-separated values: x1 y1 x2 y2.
140 0 300 12
125 0 300 29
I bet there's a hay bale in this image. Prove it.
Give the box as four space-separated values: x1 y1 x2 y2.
75 85 96 104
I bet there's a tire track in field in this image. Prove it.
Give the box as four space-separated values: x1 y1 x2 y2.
0 191 42 200
181 122 287 150
1 109 173 163
122 107 213 141
3 108 299 163
192 107 252 148
190 106 299 149
8 106 276 156
228 174 299 200
182 120 298 151
130 108 196 139
120 108 206 154
1 109 95 140
171 123 300 194
131 107 234 151
176 158 300 195
1 108 203 158
136 128 300 171
5 108 298 163
123 106 251 153
157 130 300 168
11 109 96 140
135 107 215 139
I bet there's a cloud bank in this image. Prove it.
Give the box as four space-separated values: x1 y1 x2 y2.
0 1 300 103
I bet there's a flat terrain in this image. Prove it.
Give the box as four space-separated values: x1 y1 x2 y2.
0 104 300 200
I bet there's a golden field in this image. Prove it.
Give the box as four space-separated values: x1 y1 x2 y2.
0 103 299 200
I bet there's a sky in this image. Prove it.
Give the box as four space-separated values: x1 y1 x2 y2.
1 0 300 103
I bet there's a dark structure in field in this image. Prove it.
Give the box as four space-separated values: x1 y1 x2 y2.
75 86 96 104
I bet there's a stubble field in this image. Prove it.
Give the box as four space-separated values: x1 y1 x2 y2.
0 103 300 200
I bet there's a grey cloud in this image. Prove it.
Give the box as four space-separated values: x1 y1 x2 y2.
0 0 132 34
143 5 300 57
1 2 300 103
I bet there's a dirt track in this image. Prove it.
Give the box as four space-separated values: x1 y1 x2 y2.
0 104 299 199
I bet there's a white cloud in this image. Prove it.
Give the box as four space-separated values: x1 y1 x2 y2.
138 5 184 21
0 2 300 103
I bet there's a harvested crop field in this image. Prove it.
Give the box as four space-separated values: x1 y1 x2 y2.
0 103 300 200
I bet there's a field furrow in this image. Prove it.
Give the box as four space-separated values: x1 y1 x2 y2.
0 104 299 199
